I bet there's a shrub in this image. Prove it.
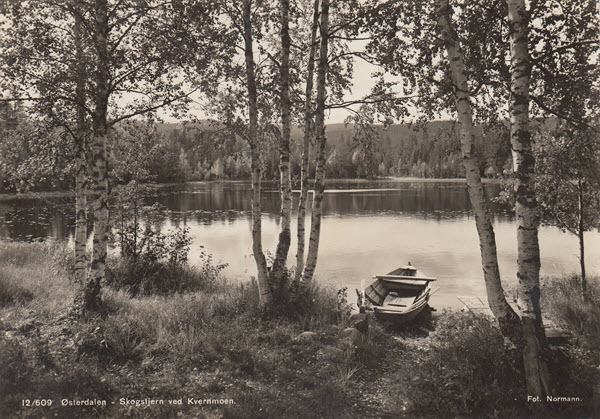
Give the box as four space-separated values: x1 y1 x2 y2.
105 231 227 296
542 274 600 349
396 312 525 417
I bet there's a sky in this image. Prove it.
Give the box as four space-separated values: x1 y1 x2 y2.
161 40 410 125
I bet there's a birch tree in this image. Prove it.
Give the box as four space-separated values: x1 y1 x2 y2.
300 0 329 284
0 1 91 281
506 0 551 398
535 126 600 297
294 0 320 283
269 0 293 297
73 12 89 284
297 0 383 284
242 0 273 307
2 0 224 313
434 0 521 341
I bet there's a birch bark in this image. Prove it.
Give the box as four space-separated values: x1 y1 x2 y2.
243 0 272 307
75 0 110 314
73 12 88 285
270 0 293 295
301 0 329 284
435 0 521 342
295 0 320 283
578 179 586 295
506 0 551 398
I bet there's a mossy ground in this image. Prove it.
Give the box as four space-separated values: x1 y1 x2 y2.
0 241 598 418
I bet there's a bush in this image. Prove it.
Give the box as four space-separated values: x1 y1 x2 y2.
396 312 525 417
106 227 227 296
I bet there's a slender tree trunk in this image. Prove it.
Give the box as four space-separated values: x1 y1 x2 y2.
73 0 110 315
73 12 88 284
85 119 109 312
301 0 329 284
243 0 272 307
435 0 521 343
295 0 320 283
578 178 586 295
270 0 293 296
507 0 551 399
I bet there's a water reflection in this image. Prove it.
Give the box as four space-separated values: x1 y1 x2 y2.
0 180 597 309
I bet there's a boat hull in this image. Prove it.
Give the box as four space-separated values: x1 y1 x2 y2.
373 295 431 323
364 265 435 324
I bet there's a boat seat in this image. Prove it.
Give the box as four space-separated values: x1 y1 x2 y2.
384 294 415 308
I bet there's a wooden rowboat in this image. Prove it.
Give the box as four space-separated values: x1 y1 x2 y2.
363 264 436 323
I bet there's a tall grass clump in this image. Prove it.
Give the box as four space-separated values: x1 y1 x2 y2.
394 312 524 417
542 274 600 349
290 283 353 330
0 241 73 316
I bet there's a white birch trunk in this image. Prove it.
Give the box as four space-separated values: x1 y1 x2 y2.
71 0 111 315
506 0 551 398
578 179 586 295
301 0 329 284
85 0 110 313
243 0 272 307
435 0 521 342
270 0 293 295
295 0 320 282
73 12 88 285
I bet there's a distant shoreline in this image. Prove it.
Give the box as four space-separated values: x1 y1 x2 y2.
0 177 502 201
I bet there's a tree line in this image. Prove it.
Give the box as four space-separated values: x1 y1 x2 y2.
0 112 516 189
1 0 599 402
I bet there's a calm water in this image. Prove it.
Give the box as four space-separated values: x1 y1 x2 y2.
1 179 599 308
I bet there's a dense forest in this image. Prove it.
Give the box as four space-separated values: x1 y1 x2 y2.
0 106 512 192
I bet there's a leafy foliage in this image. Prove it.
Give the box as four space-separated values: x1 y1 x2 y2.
0 115 75 192
535 124 600 235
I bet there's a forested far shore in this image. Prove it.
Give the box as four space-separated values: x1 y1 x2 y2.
2 109 548 193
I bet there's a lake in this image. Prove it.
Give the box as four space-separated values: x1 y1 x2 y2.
1 179 598 309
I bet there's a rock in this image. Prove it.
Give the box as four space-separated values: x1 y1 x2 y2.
18 321 36 333
349 313 369 334
351 328 367 345
342 328 366 346
295 331 317 342
349 313 367 323
341 327 355 337
317 346 345 362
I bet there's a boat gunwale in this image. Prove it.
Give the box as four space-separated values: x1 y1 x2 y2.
374 274 437 282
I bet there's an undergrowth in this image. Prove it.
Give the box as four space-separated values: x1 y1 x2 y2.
1 242 599 418
542 274 600 349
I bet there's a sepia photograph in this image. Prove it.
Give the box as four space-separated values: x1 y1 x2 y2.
0 0 599 417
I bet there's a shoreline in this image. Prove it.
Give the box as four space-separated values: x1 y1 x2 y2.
0 177 502 201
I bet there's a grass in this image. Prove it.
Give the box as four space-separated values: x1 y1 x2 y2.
0 241 599 418
0 241 381 417
542 273 600 349
0 241 74 319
